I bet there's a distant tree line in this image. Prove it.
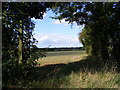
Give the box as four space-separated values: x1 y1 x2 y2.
38 47 84 51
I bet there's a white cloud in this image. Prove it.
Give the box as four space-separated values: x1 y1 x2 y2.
31 13 46 21
37 35 49 42
34 33 83 48
52 19 69 26
52 19 85 30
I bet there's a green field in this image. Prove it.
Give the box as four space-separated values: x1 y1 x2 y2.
37 50 86 66
28 50 120 88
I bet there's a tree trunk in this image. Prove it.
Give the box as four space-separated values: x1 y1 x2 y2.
18 20 23 65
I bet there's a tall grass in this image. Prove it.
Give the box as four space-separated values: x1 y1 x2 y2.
29 68 119 88
62 69 119 88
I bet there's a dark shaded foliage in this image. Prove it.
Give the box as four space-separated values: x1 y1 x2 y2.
52 2 120 67
2 2 55 87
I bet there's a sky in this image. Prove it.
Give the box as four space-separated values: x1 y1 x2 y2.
31 10 84 48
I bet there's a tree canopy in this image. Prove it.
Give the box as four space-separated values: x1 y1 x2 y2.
51 2 120 67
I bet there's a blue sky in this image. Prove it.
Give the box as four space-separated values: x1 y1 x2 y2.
32 10 84 48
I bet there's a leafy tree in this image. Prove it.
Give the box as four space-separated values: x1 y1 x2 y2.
78 25 92 54
2 2 54 87
51 2 120 67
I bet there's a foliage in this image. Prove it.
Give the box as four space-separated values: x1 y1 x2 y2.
2 2 54 87
51 2 120 68
78 25 92 54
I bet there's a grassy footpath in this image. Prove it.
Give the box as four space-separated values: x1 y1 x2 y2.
27 50 120 88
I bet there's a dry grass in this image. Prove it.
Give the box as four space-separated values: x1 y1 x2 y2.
30 69 120 88
60 71 119 88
